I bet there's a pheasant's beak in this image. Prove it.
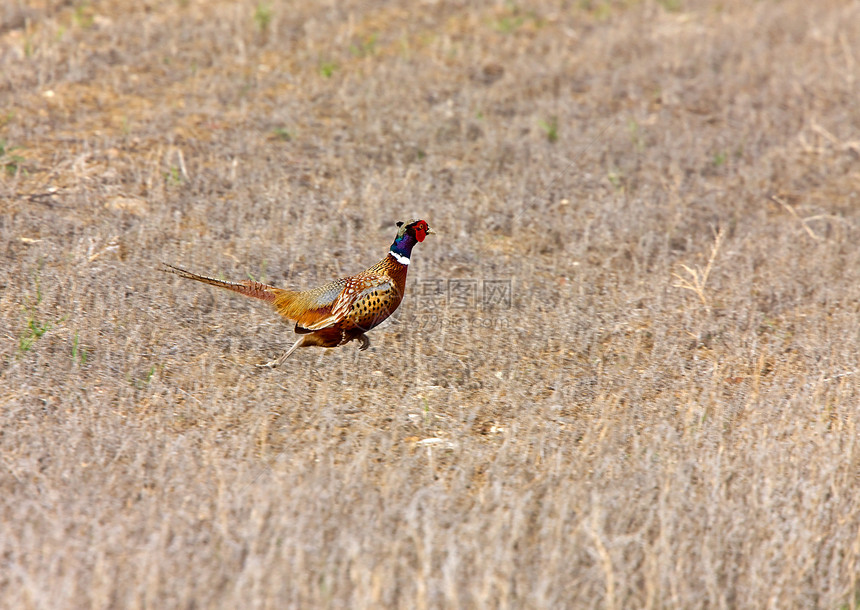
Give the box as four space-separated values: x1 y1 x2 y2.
426 227 437 235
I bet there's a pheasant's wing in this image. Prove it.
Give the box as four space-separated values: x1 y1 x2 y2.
303 275 394 331
275 275 393 331
273 277 344 330
330 275 399 328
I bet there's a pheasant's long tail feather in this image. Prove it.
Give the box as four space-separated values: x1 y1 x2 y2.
162 263 280 303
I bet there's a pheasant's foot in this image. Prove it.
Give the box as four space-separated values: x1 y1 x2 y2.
256 357 281 369
356 334 371 351
257 337 303 369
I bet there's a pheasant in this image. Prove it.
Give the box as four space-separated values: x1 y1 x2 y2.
163 219 434 368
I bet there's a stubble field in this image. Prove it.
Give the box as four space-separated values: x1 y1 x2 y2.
2 0 860 607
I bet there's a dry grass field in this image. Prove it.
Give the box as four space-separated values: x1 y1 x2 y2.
2 0 860 606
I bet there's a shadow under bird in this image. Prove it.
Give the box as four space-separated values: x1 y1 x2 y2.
163 219 435 368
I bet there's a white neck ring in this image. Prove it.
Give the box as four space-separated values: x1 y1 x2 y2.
390 251 410 265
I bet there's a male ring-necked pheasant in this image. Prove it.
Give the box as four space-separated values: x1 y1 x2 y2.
163 219 434 368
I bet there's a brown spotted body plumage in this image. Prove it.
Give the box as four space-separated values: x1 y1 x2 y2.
164 219 434 367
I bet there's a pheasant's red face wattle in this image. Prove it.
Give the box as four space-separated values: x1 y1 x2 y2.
413 220 430 242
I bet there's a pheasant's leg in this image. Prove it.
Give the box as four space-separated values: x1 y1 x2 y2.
258 337 304 369
356 334 371 351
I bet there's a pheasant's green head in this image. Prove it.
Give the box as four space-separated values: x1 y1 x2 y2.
396 219 434 242
391 219 435 261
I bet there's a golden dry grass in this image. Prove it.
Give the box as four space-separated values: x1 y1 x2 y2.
2 0 860 607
